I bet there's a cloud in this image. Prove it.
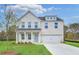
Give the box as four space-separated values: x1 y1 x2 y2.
62 16 79 20
47 7 79 11
65 8 79 10
0 9 4 13
47 7 62 11
71 16 79 19
8 4 47 14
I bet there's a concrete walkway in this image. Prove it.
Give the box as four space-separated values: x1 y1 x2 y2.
44 44 79 55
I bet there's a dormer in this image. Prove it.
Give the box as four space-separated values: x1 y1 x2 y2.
45 16 57 21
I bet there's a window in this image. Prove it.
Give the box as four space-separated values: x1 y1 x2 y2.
21 33 25 40
54 17 56 20
35 22 38 28
28 22 31 28
50 17 52 19
54 22 58 29
21 22 25 28
45 22 48 29
28 33 31 40
52 17 56 20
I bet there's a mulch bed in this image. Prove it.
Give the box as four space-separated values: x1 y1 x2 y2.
0 50 19 55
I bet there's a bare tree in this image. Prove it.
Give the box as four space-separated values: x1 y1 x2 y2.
64 25 68 34
64 25 68 39
4 5 16 41
69 23 79 40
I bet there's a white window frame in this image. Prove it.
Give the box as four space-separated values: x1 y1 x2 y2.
35 22 38 28
45 22 48 29
21 22 25 28
28 22 31 28
54 22 58 29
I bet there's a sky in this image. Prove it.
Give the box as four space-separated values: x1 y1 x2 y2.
0 4 79 31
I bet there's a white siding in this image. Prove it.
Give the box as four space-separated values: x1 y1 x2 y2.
16 11 64 44
40 21 64 34
17 13 41 29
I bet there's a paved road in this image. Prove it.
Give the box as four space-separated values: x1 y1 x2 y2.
44 44 79 55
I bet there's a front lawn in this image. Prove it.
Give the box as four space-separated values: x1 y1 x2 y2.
0 41 51 55
64 41 79 47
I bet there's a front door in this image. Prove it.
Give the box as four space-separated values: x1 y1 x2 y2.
28 33 31 40
34 32 39 42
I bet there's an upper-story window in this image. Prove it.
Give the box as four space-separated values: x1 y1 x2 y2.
35 22 38 28
54 22 58 29
45 22 48 29
21 22 25 28
28 22 31 28
50 17 52 19
54 17 56 20
46 16 57 20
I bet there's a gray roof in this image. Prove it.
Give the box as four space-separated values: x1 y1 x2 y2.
38 17 63 21
17 11 63 22
56 17 63 21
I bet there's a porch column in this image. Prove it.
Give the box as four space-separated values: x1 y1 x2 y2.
31 32 34 42
26 33 28 42
16 32 18 43
19 32 21 43
16 32 21 43
24 32 27 42
38 32 41 43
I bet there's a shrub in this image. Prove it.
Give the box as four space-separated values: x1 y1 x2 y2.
65 39 79 43
0 39 15 41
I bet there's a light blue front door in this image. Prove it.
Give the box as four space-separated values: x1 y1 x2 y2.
34 33 39 42
27 33 31 40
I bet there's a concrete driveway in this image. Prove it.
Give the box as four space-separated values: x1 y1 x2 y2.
44 44 79 55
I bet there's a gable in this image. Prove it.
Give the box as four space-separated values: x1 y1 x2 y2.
17 11 41 23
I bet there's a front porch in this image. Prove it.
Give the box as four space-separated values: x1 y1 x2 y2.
16 30 41 44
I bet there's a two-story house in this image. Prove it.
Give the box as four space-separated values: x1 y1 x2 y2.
16 11 64 44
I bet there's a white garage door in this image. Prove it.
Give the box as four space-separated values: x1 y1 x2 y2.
42 35 62 44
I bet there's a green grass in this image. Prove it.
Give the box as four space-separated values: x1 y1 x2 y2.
0 41 51 55
64 41 79 47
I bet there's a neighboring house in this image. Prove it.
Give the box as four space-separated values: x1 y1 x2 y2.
16 11 64 44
